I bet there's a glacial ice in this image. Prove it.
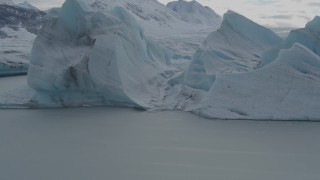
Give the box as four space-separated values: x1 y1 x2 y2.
180 10 281 91
261 16 320 66
196 43 320 120
27 0 173 108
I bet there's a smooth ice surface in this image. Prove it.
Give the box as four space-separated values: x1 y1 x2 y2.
181 10 281 91
196 44 320 120
0 77 320 180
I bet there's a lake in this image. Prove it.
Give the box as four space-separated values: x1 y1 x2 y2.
0 76 319 180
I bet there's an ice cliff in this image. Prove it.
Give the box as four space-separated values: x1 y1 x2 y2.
180 10 281 91
27 0 172 108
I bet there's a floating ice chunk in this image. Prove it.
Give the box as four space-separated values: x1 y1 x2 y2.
196 43 320 120
180 10 281 91
27 0 172 108
261 16 320 66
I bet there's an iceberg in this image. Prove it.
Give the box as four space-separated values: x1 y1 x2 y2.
261 16 320 66
195 44 320 120
26 0 173 108
180 10 281 91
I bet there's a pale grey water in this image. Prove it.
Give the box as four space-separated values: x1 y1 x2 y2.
0 76 320 180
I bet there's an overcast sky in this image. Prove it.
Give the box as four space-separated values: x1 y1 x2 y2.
13 0 320 29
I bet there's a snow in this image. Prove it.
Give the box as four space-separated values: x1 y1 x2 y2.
0 0 14 5
167 0 221 26
26 0 173 108
87 0 218 58
196 44 320 120
0 26 34 76
16 1 39 10
180 10 281 91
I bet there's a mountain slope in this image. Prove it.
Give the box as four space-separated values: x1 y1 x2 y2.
0 1 45 76
88 0 219 60
17 1 39 10
0 0 14 5
0 2 45 34
167 0 221 26
88 0 217 36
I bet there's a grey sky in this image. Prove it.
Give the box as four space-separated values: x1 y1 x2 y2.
13 0 320 28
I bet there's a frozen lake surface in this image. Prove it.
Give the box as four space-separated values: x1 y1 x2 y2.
0 76 320 180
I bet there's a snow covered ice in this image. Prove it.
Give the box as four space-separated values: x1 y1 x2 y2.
0 27 34 76
0 0 45 76
167 0 221 27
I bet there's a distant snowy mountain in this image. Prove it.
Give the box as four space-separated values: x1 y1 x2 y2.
0 0 14 5
167 0 221 26
17 1 39 10
89 0 180 27
87 0 220 36
180 10 281 91
0 1 44 75
88 0 218 60
0 1 45 34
